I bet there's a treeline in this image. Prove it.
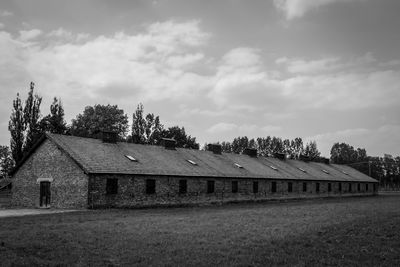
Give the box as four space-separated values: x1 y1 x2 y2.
331 142 400 189
205 136 321 159
1 82 399 189
1 82 199 178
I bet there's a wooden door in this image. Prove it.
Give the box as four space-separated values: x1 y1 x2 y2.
40 181 51 207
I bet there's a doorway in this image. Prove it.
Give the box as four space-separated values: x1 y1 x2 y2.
40 181 51 208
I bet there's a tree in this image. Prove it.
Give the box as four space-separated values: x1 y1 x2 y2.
304 141 321 159
161 126 199 149
70 104 129 139
130 104 163 145
41 97 67 134
23 82 43 154
8 93 25 163
0 145 14 179
330 142 360 164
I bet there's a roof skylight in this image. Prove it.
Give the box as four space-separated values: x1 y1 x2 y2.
234 163 243 168
322 169 329 174
187 159 197 165
125 155 138 162
270 165 278 171
298 167 307 173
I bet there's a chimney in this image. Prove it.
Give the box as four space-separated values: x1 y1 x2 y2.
274 152 286 160
322 157 330 164
207 144 222 155
243 148 257 157
102 131 118 143
299 154 310 162
161 138 176 150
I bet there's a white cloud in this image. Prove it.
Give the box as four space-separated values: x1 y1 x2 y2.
0 10 13 17
0 23 4 29
18 29 42 41
307 125 400 157
274 0 362 20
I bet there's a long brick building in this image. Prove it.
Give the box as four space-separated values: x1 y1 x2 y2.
11 133 378 209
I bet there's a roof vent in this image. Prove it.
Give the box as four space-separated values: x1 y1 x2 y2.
207 144 222 155
299 154 310 162
274 152 286 160
322 169 330 174
243 148 257 157
161 138 176 150
102 131 118 143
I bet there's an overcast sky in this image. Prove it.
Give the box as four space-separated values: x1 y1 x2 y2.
1 0 400 157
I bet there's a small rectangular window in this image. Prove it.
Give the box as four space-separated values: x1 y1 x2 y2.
303 182 307 192
328 183 332 192
146 179 156 194
207 180 215 193
348 183 352 192
373 183 377 192
253 181 259 193
269 165 278 171
271 181 277 193
125 155 137 162
298 167 306 173
366 183 369 191
187 159 197 165
288 182 293 193
232 181 238 193
106 178 118 195
316 182 320 193
357 183 360 192
179 179 187 194
339 182 342 192
234 163 243 168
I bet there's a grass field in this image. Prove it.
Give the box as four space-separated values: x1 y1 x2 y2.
0 195 399 266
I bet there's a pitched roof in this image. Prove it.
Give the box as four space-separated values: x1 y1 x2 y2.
43 134 377 183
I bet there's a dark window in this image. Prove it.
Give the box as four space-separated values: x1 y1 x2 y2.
357 183 360 192
179 179 187 194
316 182 320 193
288 182 293 193
328 183 332 192
339 183 342 192
366 183 369 191
146 179 156 194
207 180 215 193
303 182 307 192
271 181 277 193
253 181 259 193
106 178 118 195
348 183 352 192
373 183 377 192
232 181 238 193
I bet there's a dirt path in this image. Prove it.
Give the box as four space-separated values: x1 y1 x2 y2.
0 209 78 218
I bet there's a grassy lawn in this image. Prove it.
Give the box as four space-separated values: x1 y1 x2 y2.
0 196 399 266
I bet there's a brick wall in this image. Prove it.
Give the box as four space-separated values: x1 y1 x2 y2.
11 140 88 208
89 175 377 208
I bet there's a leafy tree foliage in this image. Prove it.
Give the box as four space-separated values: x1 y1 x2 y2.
0 145 14 179
304 140 321 159
130 103 163 145
23 82 43 154
161 126 199 149
130 103 198 148
330 142 367 164
217 136 306 159
8 93 25 163
40 97 67 134
70 104 129 139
